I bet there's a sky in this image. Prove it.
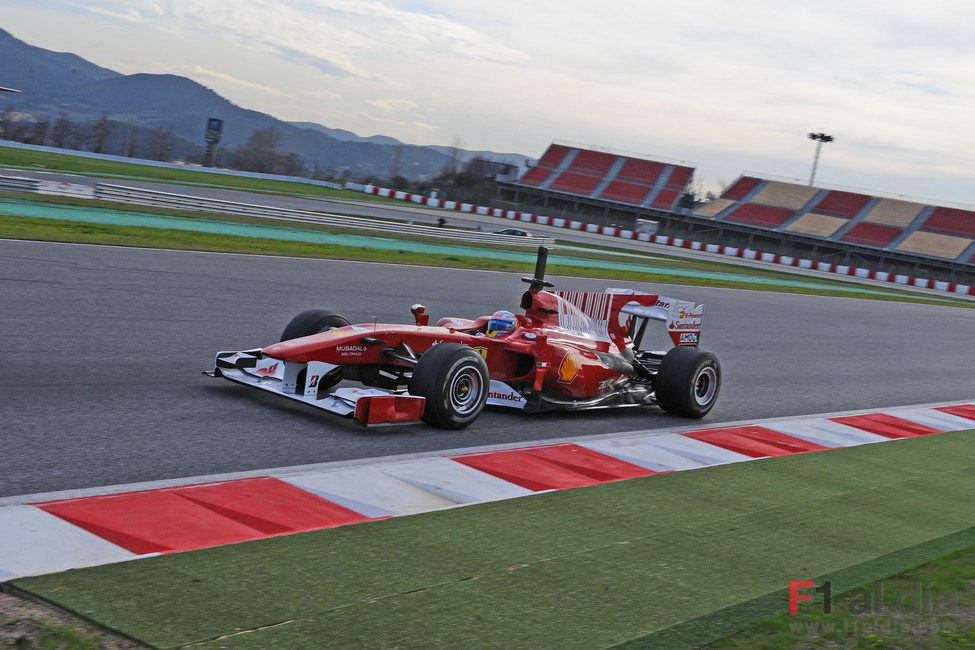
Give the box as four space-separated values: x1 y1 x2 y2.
7 0 975 204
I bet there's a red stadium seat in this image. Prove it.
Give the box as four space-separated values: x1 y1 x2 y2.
599 180 652 204
840 222 902 247
722 176 762 201
615 159 664 184
549 171 602 195
665 165 694 190
567 149 616 175
724 203 795 228
812 191 871 219
651 188 680 210
921 207 975 238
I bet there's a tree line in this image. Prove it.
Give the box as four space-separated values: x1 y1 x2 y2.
0 110 328 179
0 108 516 197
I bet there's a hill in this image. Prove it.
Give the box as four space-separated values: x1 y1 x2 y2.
0 29 531 179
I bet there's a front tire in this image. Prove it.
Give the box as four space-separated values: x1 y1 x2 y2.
280 309 350 342
409 343 489 429
654 346 721 418
281 309 350 394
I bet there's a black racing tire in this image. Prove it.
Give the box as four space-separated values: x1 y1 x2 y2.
409 343 489 429
281 309 350 394
280 309 350 341
654 346 721 418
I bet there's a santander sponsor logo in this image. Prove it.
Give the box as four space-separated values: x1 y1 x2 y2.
488 390 525 402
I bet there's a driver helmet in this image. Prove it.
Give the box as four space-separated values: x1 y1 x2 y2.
486 310 518 338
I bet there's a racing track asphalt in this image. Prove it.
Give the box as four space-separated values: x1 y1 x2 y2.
1 238 973 498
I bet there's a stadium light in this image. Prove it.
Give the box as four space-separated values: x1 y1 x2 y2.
807 132 834 186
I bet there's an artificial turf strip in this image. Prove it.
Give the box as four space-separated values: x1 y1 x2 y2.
12 429 975 649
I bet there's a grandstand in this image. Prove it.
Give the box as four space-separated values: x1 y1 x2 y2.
507 142 695 212
692 175 975 270
497 143 974 284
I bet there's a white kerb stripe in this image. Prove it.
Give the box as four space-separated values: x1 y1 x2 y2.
580 438 710 471
384 457 533 504
0 505 138 579
282 466 463 517
761 420 889 447
887 408 975 431
636 433 753 465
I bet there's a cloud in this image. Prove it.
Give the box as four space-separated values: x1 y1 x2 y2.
74 0 526 81
366 98 420 113
185 66 288 97
20 0 975 202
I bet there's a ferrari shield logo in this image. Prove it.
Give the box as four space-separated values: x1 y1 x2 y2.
473 347 488 360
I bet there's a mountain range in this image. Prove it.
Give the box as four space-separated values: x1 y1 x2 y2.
0 28 532 179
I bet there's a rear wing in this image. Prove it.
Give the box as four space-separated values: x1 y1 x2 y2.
620 294 704 347
554 288 704 348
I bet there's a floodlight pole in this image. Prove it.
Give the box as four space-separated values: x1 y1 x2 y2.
808 132 833 186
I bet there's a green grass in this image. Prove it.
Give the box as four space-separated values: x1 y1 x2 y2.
2 213 971 307
707 544 975 649
0 144 401 206
12 429 975 648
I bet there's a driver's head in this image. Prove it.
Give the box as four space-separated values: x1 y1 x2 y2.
486 310 518 338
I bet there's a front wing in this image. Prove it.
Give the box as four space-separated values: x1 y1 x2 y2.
205 350 528 426
205 350 426 426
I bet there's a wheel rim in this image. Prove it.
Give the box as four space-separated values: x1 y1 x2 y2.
693 367 717 406
448 364 482 415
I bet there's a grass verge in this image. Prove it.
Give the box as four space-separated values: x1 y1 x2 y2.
10 429 975 648
0 209 969 307
705 544 975 649
0 145 400 205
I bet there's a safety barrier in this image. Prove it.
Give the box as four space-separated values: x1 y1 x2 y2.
0 175 41 192
93 183 555 247
347 183 975 297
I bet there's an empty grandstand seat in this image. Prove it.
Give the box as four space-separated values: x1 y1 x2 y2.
811 190 871 219
862 198 923 228
665 165 694 190
518 166 553 187
721 176 762 201
896 231 972 260
598 181 651 204
651 189 680 210
750 181 819 211
693 198 735 219
724 204 795 228
920 207 975 238
840 222 902 247
549 171 602 195
567 149 616 175
786 213 848 238
616 159 664 184
537 144 571 168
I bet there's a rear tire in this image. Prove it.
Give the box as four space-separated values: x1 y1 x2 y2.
281 309 350 394
410 343 489 429
654 346 720 418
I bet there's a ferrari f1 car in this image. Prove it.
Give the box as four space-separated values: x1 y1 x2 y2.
206 247 720 429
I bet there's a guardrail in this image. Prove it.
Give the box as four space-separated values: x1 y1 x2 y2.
94 183 555 247
0 175 41 192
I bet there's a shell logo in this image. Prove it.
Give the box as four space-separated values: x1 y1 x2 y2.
558 353 580 383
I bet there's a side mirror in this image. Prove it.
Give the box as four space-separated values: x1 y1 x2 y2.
411 304 429 326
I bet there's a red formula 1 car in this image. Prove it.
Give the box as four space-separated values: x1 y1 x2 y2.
206 247 720 429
